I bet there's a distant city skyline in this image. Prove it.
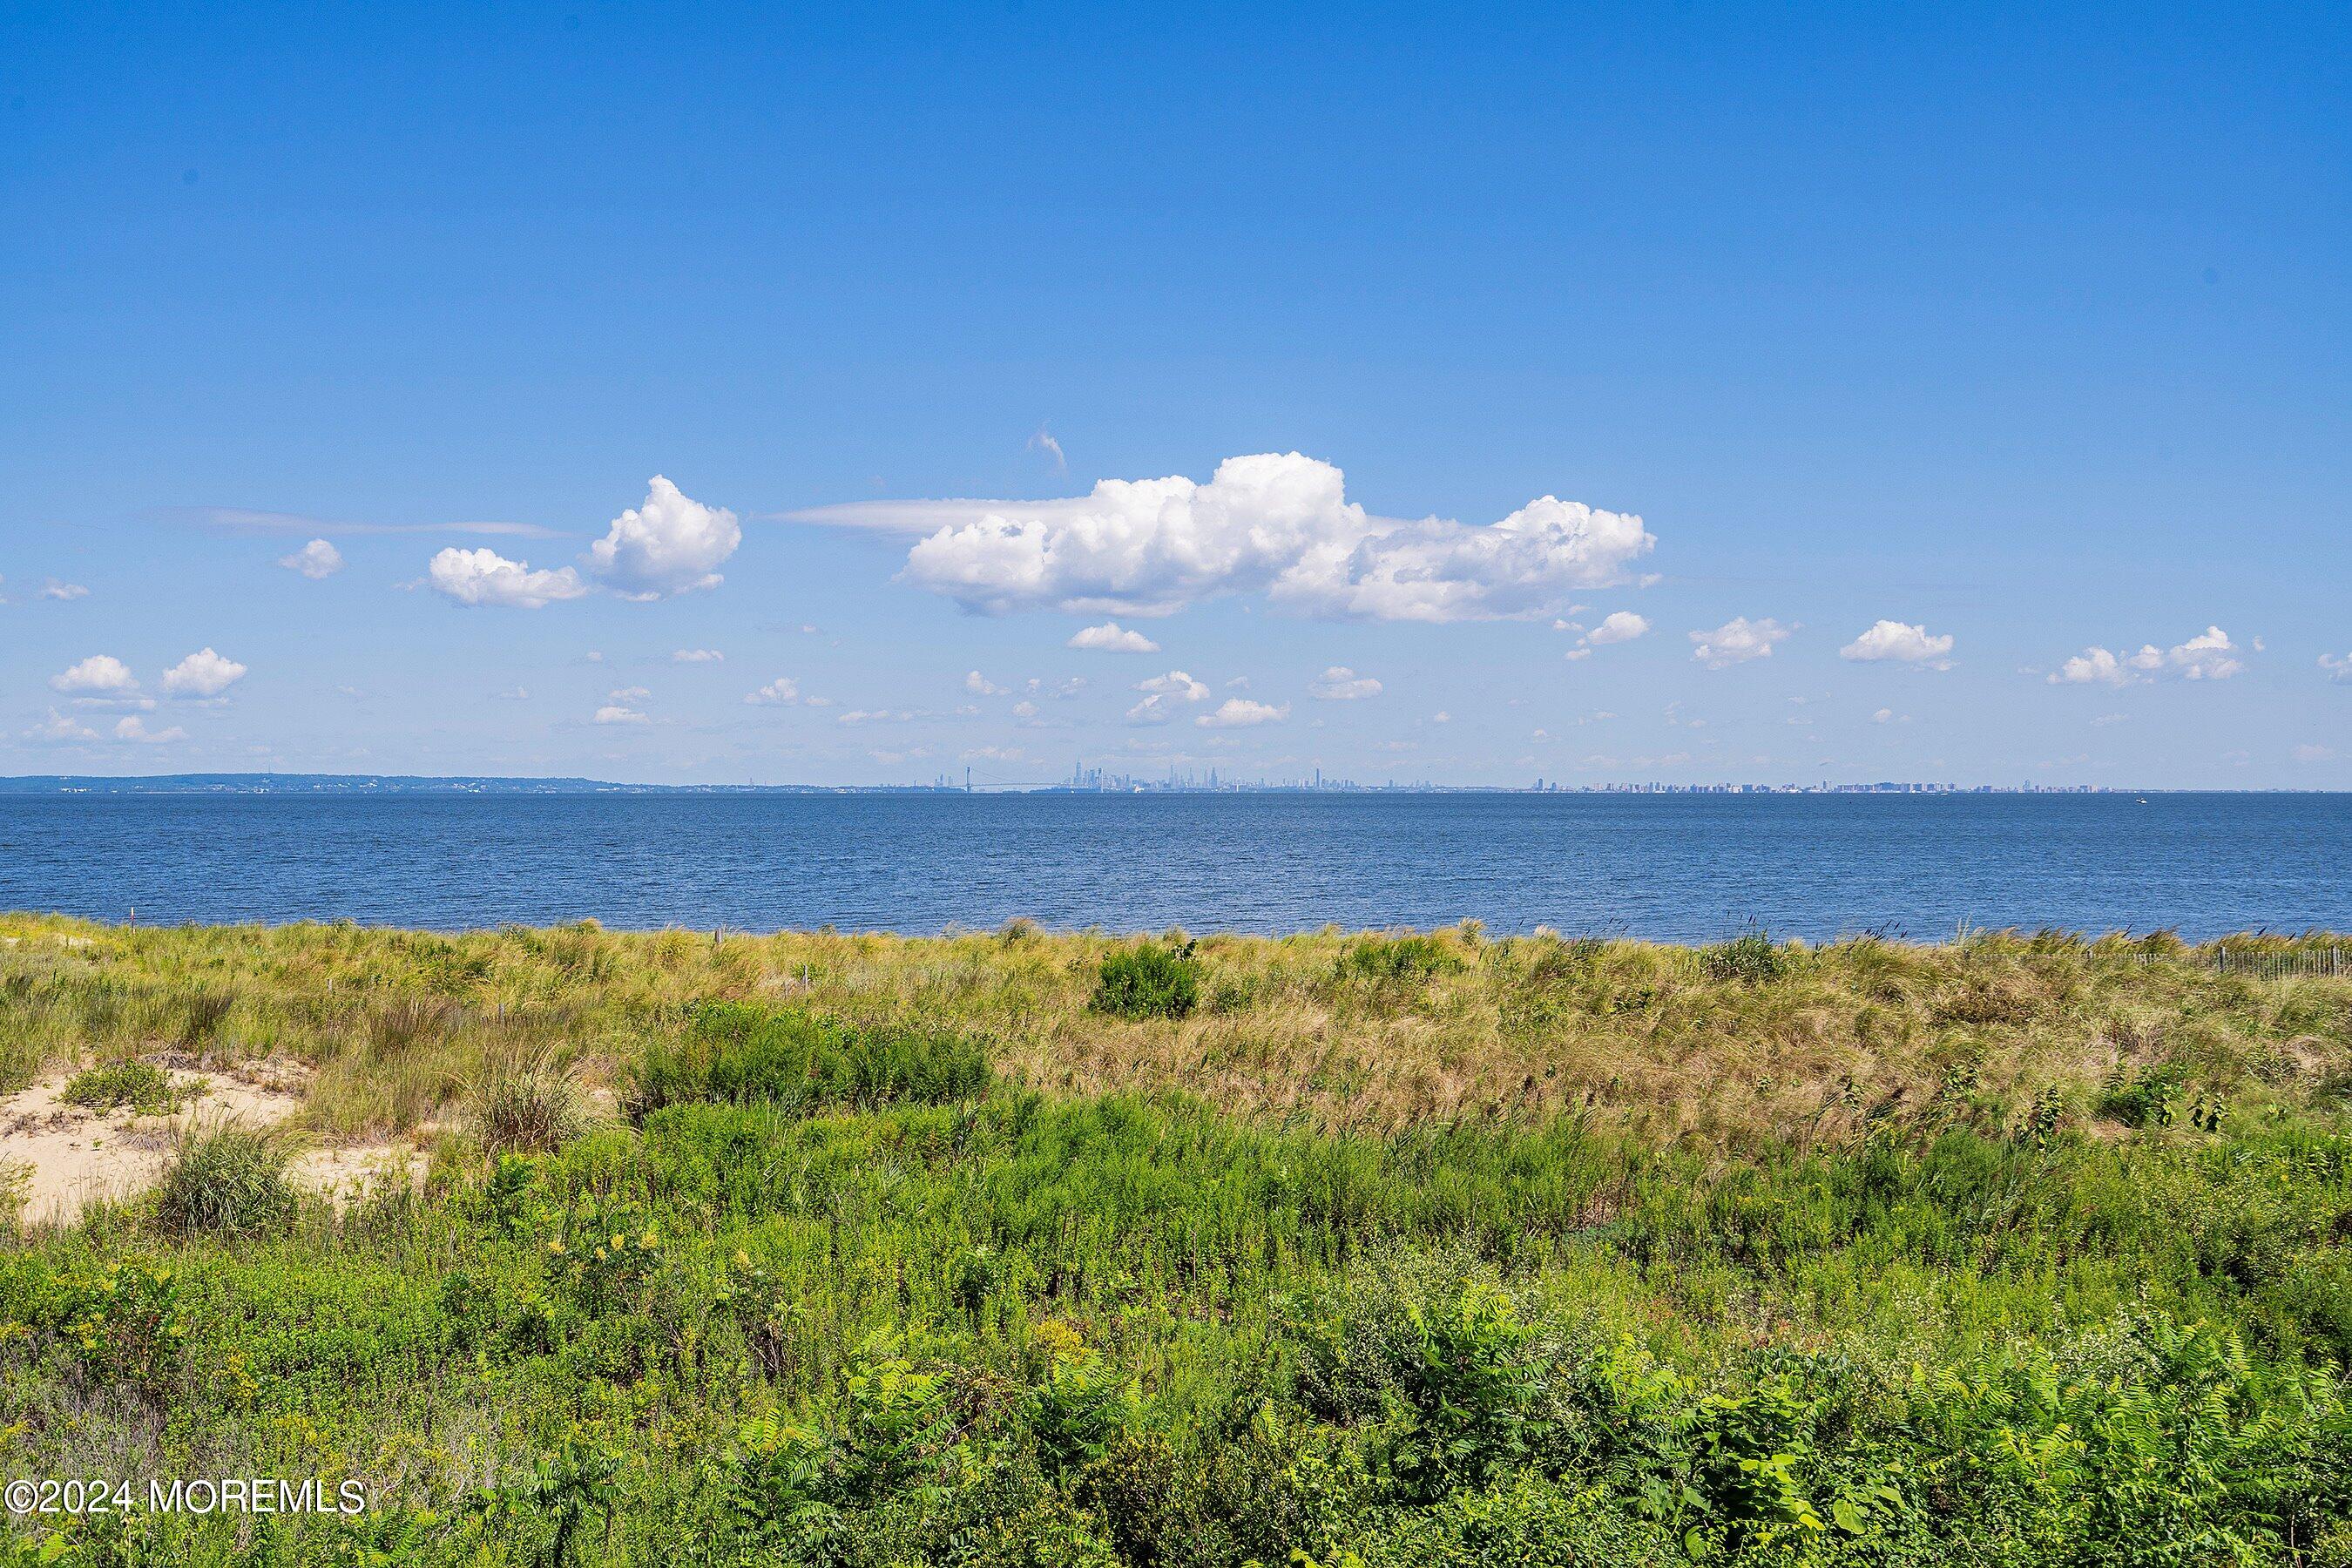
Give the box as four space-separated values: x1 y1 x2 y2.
3 4 2345 788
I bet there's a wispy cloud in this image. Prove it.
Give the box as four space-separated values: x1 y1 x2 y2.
170 506 567 539
1029 425 1067 473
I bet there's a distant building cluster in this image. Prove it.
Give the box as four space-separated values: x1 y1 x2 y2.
1044 766 2118 796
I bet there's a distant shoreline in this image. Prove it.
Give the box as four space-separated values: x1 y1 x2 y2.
0 772 2342 797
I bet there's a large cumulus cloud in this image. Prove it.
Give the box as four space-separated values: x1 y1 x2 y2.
810 453 1652 623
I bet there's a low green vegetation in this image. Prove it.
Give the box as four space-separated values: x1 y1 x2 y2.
1091 940 1204 1020
0 917 2348 1565
57 1058 179 1114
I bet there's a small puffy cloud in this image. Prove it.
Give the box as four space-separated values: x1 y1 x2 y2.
964 744 1025 761
160 647 247 698
279 539 344 579
592 705 648 726
1840 619 1954 668
744 677 802 706
585 476 740 599
51 654 139 695
607 686 651 702
1583 611 1651 646
1690 617 1791 667
26 708 96 741
2051 648 2133 686
820 452 1652 622
672 648 725 664
427 547 587 608
2050 625 2245 686
2320 653 2351 683
2293 743 2335 763
1308 666 1382 700
1125 669 1211 724
964 671 1008 696
38 578 91 600
112 715 186 744
1197 698 1288 728
1029 426 1066 473
1068 621 1161 653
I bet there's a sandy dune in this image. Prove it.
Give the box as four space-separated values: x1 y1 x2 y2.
0 1058 425 1225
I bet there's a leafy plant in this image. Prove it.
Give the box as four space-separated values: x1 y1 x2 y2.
1091 943 1203 1020
59 1059 179 1113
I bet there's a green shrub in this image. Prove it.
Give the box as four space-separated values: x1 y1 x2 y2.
59 1058 179 1113
1700 931 1791 983
154 1116 298 1237
52 1258 190 1390
2098 1062 2192 1128
1027 1322 1137 1477
1336 934 1466 986
1091 943 1202 1020
629 1004 991 1119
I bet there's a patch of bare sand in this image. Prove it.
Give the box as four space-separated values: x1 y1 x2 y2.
0 1058 426 1225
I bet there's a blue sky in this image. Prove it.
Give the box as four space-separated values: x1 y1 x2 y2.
2 2 2345 787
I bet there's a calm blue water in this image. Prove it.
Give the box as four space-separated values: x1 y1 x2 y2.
1 793 2346 943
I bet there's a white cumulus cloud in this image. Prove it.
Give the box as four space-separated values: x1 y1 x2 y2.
1125 670 1210 724
26 708 96 741
38 578 91 600
1840 620 1954 667
808 452 1652 623
427 547 588 609
1308 666 1382 700
1197 698 1288 728
2319 653 2351 683
50 654 139 695
1067 621 1161 653
744 678 802 706
592 705 648 726
964 671 1008 696
1583 611 1651 646
672 648 725 663
1690 617 1792 667
585 476 740 600
161 647 247 699
279 539 344 579
112 715 186 744
2050 625 2245 686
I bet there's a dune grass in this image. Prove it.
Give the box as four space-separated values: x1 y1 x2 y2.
0 916 2347 1565
1 914 2344 1143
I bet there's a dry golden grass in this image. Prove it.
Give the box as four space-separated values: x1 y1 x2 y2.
0 913 2344 1143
